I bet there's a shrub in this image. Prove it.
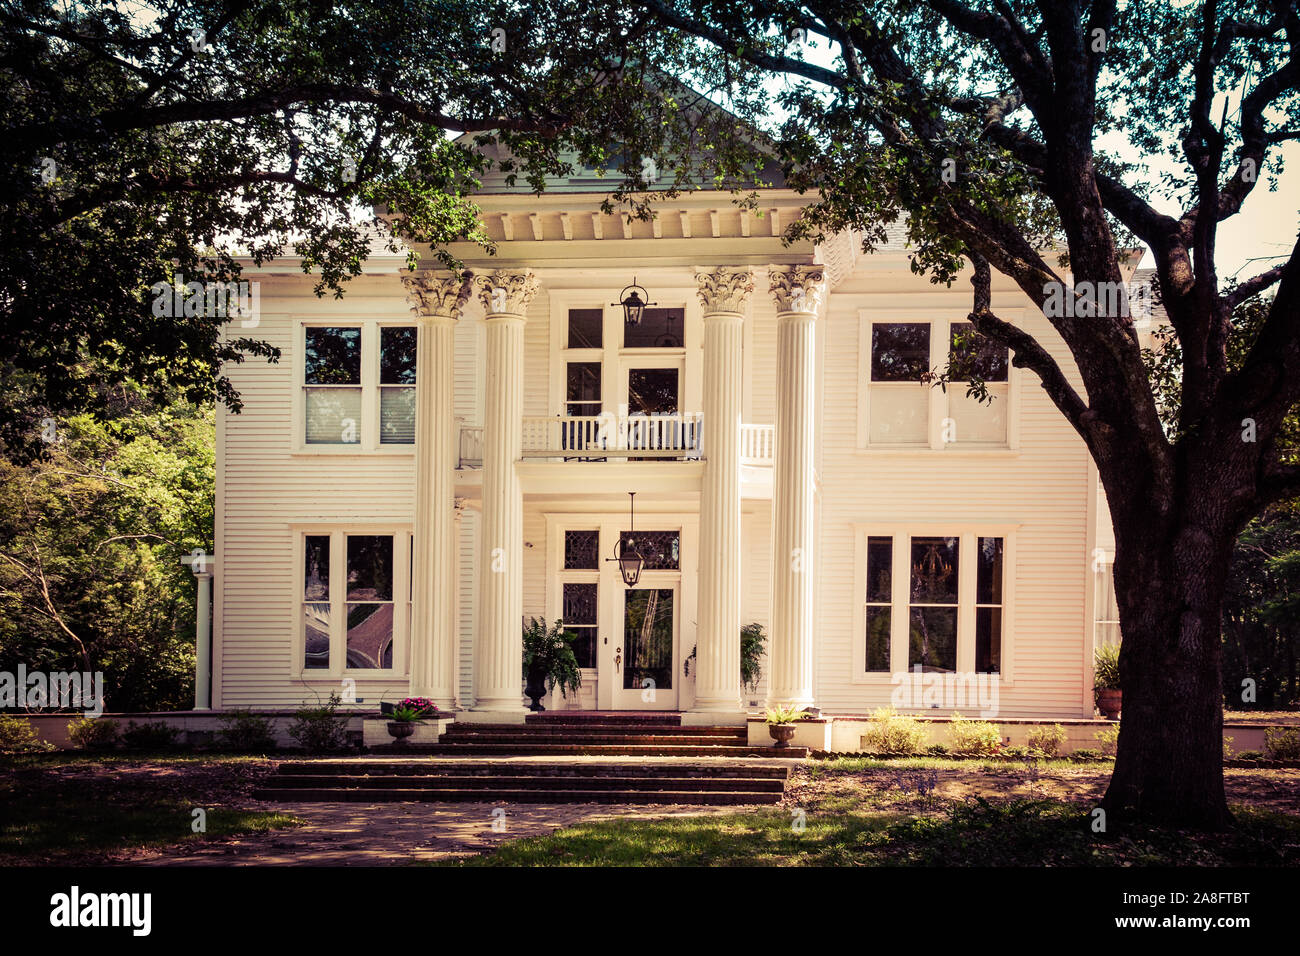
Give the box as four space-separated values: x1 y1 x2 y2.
740 623 766 692
0 715 52 753
1237 750 1264 761
122 720 180 751
1069 748 1104 761
1093 643 1121 691
925 744 949 756
1264 727 1300 761
216 709 276 752
288 693 350 752
1223 736 1235 760
949 713 1003 756
1093 724 1120 756
1026 724 1067 757
67 717 119 751
860 708 928 755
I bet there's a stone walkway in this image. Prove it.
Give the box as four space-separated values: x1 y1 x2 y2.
136 800 758 866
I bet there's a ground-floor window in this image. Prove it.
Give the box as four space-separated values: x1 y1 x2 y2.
856 529 1011 679
298 529 410 675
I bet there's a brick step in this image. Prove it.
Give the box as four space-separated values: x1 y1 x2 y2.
524 713 682 725
274 761 791 779
260 774 787 792
253 787 782 805
438 733 746 746
369 743 806 758
445 724 743 738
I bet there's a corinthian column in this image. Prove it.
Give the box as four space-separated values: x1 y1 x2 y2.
692 268 754 713
766 266 825 708
402 271 474 709
472 270 538 711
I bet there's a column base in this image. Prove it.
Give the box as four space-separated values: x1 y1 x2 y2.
765 694 817 711
690 695 745 714
682 710 748 727
471 698 527 714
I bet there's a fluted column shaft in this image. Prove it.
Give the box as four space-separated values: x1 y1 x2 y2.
403 273 473 709
473 272 537 710
767 266 825 708
693 269 754 712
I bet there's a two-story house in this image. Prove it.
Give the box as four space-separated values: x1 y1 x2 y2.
207 159 1124 724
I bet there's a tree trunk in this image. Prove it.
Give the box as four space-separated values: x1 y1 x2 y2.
1101 482 1236 830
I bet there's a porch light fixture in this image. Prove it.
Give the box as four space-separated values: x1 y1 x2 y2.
607 492 645 587
614 278 655 326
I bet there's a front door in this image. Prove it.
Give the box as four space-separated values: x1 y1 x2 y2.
611 584 678 710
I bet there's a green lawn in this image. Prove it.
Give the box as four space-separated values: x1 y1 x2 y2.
0 753 302 863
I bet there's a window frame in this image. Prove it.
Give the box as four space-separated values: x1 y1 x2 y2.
851 524 1018 685
292 319 419 454
856 310 1021 453
291 525 412 679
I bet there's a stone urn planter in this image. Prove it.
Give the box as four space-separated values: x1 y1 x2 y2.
1096 689 1122 721
386 721 415 745
524 660 549 712
769 723 797 748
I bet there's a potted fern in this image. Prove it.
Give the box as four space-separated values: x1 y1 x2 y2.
765 704 803 748
386 704 421 745
1094 643 1122 720
522 617 582 711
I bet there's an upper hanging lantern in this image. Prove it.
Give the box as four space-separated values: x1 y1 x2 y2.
614 278 655 326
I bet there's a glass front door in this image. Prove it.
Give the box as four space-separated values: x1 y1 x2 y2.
611 585 678 710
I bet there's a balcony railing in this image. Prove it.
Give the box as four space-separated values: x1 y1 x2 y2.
457 416 775 468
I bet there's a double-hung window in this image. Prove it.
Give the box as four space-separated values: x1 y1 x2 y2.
856 531 1011 679
947 322 1010 444
866 323 931 444
301 323 417 449
560 530 600 670
299 530 411 675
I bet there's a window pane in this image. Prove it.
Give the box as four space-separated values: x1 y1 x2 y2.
564 530 600 570
624 588 673 689
304 603 330 669
871 323 930 381
563 583 598 669
976 607 1001 673
866 536 892 603
869 385 928 443
305 327 361 384
949 322 1008 382
628 368 678 416
346 603 393 669
380 326 417 384
347 535 393 601
380 386 416 444
910 537 959 604
566 362 602 403
568 308 603 349
976 536 1004 604
866 606 891 672
305 387 362 444
909 606 957 672
625 307 684 348
304 535 330 600
622 530 679 570
949 387 1007 443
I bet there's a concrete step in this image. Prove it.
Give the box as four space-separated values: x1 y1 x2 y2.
274 761 790 779
259 774 787 792
253 787 783 805
524 713 682 725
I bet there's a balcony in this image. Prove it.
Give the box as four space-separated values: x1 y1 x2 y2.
457 417 774 468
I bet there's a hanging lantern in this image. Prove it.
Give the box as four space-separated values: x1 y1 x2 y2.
607 492 645 587
614 278 655 326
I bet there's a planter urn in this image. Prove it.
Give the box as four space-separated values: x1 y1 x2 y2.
524 662 549 712
769 723 797 748
1095 689 1122 721
386 720 415 745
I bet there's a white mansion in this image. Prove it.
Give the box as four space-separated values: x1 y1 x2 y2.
207 162 1125 723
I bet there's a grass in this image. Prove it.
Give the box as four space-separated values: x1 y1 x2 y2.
0 753 302 863
435 800 1300 868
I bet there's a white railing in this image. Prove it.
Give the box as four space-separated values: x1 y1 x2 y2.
457 416 775 465
740 424 775 464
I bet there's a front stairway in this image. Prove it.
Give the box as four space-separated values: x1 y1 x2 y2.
255 713 805 805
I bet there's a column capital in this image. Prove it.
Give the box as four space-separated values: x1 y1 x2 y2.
476 270 539 316
694 267 755 315
402 271 475 321
768 265 827 315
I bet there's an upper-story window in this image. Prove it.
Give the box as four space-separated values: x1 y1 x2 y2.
302 323 416 448
862 318 1012 449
